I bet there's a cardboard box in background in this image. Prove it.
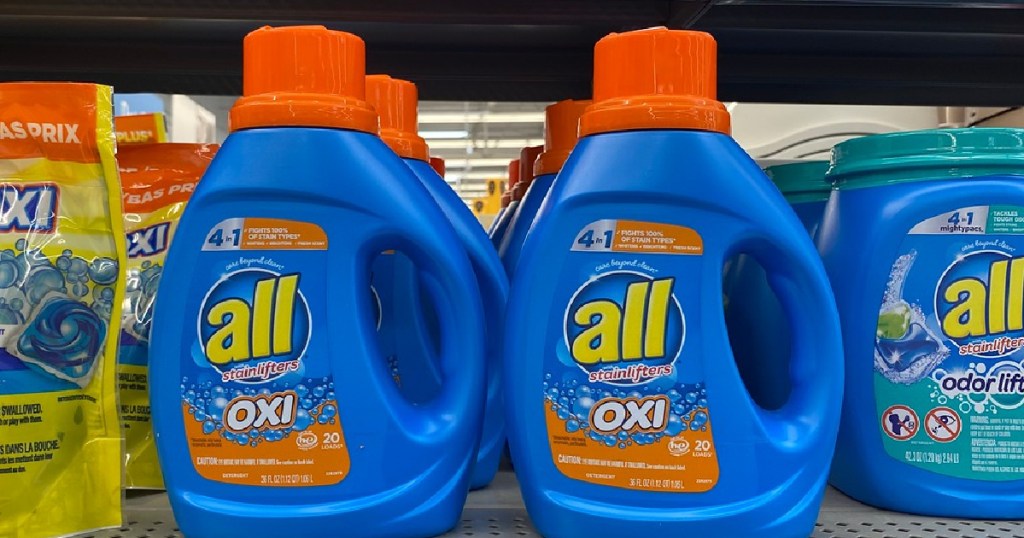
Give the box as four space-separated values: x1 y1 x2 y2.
472 178 505 227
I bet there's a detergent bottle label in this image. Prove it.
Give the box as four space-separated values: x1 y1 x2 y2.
181 217 349 487
544 219 719 492
876 206 1024 479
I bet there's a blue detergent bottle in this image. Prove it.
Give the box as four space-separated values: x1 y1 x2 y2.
487 193 509 237
149 26 486 538
365 75 446 404
499 99 590 275
820 128 1024 518
497 145 542 265
489 159 520 248
365 74 509 490
723 160 831 409
504 28 844 538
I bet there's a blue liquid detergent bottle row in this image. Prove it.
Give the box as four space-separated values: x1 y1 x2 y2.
820 128 1024 518
429 157 446 178
489 160 519 247
365 74 508 490
150 26 486 538
723 160 831 410
496 146 540 267
497 146 542 261
499 99 590 276
504 27 843 538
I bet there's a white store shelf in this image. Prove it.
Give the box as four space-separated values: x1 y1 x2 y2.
78 472 1024 538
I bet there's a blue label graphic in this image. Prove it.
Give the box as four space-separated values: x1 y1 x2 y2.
199 269 311 383
876 205 1024 479
0 184 58 232
0 235 118 393
128 222 171 258
564 271 684 386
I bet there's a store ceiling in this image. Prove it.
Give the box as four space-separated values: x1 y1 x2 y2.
1 0 1019 204
417 102 546 195
3 2 1023 104
190 97 945 201
192 96 545 198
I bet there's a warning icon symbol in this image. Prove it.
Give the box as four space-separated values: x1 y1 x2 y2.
882 404 919 441
925 407 961 443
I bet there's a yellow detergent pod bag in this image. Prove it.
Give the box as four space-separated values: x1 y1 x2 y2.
0 82 126 537
118 142 216 489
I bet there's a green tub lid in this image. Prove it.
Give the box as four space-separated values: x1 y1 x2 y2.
765 161 831 195
828 128 1024 188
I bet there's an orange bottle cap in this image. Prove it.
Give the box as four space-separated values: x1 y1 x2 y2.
580 27 730 137
429 157 445 177
515 145 543 200
508 159 521 190
365 74 429 161
230 26 377 133
535 99 591 176
500 191 512 208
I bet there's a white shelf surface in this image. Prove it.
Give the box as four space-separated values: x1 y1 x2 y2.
83 472 1024 538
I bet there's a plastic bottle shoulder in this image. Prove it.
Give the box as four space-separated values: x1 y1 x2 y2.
545 131 790 225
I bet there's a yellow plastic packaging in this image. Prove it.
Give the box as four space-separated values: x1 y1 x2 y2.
118 142 216 489
0 83 126 537
114 112 168 145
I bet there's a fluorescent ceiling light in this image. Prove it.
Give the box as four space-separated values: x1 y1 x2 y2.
421 130 469 140
453 185 490 193
419 111 544 124
451 187 497 200
446 171 506 181
444 158 514 168
428 138 540 149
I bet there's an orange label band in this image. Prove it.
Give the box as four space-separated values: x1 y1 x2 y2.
612 220 704 255
242 218 328 250
545 404 718 492
120 143 217 213
571 219 703 256
182 401 350 487
202 218 328 251
0 83 106 162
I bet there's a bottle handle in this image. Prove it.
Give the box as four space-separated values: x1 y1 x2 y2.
353 223 486 448
724 226 843 452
